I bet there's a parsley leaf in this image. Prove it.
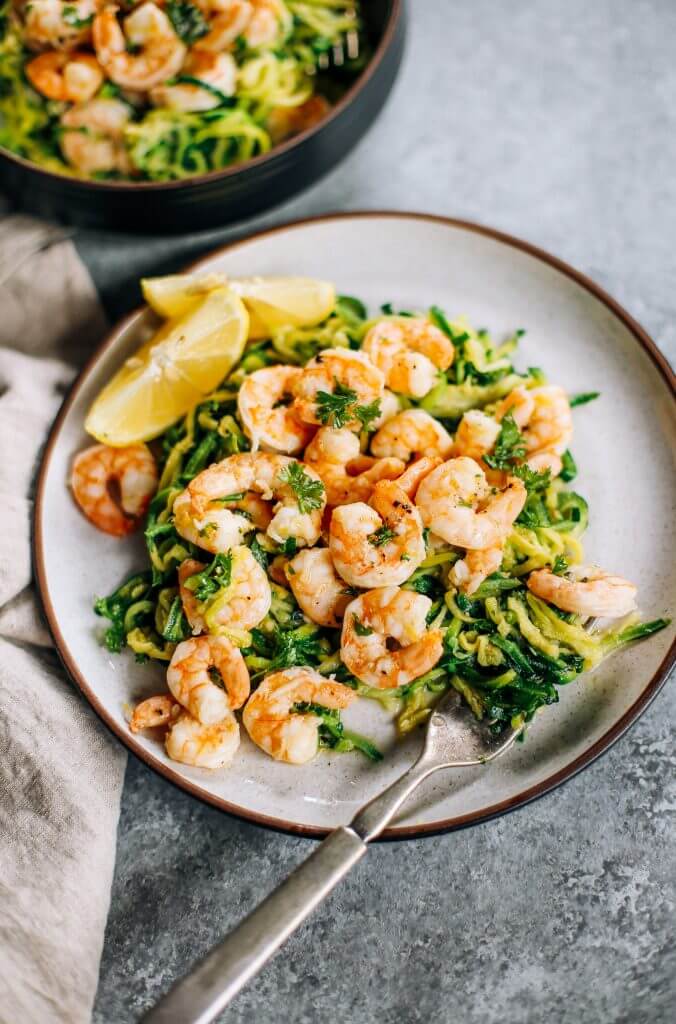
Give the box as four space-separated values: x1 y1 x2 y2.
484 413 526 470
184 552 232 601
315 381 358 428
513 464 552 492
552 555 568 575
355 399 381 432
352 615 373 637
278 462 325 514
166 0 208 44
62 5 94 28
368 525 396 547
267 628 323 671
570 391 600 408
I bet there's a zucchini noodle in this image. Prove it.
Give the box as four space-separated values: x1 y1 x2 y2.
93 293 669 754
0 0 366 181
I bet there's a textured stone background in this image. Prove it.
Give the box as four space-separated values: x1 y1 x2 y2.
75 2 675 1021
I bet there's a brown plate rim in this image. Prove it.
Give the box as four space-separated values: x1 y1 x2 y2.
33 210 676 841
0 0 402 193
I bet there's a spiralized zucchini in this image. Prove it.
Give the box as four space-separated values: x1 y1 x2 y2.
0 0 366 181
94 294 669 748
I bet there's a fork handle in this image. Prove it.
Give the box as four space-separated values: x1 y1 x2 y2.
142 826 366 1024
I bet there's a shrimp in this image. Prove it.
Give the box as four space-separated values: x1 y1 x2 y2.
60 98 133 175
149 51 236 111
165 709 240 769
267 94 330 143
291 348 385 429
415 457 526 550
25 50 104 103
173 484 272 556
495 385 573 458
167 634 250 724
371 409 453 462
394 456 441 499
70 443 157 536
341 588 444 690
304 427 404 507
178 548 271 635
329 479 426 588
242 667 355 764
129 694 179 733
527 566 638 618
196 0 290 53
23 0 98 51
237 365 314 454
173 452 325 552
449 542 504 595
452 409 501 461
92 3 186 91
284 548 354 628
361 317 454 399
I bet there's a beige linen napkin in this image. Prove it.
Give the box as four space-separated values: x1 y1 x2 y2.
0 213 127 1024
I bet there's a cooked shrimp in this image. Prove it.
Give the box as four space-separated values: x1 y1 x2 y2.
173 452 325 552
193 0 253 53
291 348 385 429
60 98 133 175
304 427 404 507
25 50 104 103
93 3 186 91
415 457 526 550
129 694 179 733
237 365 314 454
329 479 426 588
196 0 290 53
495 385 573 457
449 542 504 595
361 317 454 399
174 482 272 556
341 588 444 690
394 456 441 499
371 390 401 429
23 0 98 51
527 566 638 618
452 409 501 461
149 50 236 111
371 409 453 462
267 94 330 143
284 548 354 628
242 667 354 764
167 634 250 724
178 547 271 634
165 709 240 769
70 443 157 537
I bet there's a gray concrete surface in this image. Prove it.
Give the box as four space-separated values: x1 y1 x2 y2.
73 2 676 1021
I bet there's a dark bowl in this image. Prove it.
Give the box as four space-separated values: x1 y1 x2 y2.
0 0 405 233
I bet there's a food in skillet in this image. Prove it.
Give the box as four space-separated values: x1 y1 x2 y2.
70 274 669 769
0 1 365 180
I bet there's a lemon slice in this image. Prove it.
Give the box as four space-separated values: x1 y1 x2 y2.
85 289 248 446
142 273 336 340
141 273 229 319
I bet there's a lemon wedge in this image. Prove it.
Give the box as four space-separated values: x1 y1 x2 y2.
85 288 248 446
141 273 336 340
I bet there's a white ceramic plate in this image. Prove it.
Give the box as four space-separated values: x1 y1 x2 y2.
34 213 676 838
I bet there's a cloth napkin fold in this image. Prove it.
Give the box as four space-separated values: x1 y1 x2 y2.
0 213 127 1024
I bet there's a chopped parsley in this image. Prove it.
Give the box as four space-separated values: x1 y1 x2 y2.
484 413 526 470
62 5 94 28
184 552 233 601
552 555 569 575
352 615 373 637
166 0 208 44
368 525 396 547
570 391 600 408
315 381 381 431
279 462 325 514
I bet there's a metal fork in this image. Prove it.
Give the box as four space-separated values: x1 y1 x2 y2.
143 689 524 1024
